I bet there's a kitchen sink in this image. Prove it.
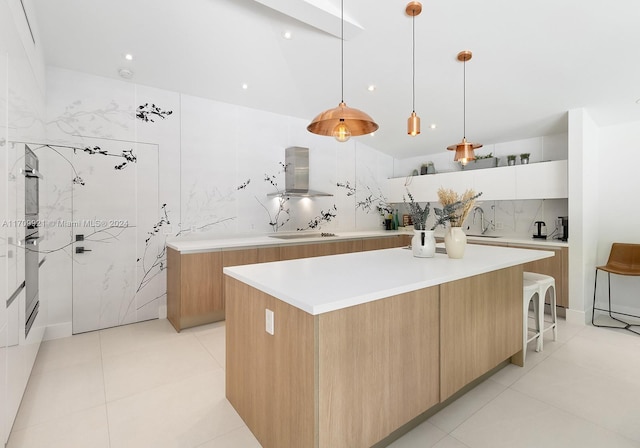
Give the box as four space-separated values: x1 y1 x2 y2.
269 232 338 240
466 234 502 238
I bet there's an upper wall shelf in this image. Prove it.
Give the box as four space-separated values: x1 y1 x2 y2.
384 160 568 203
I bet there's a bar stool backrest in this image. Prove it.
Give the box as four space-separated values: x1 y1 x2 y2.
602 243 640 275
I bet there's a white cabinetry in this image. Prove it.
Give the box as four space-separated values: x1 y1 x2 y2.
515 160 568 199
385 160 568 203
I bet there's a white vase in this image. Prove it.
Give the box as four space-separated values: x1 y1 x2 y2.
411 229 436 258
444 227 467 259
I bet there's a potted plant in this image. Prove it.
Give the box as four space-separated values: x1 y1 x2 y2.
507 155 517 166
436 188 483 259
520 153 530 164
460 152 499 171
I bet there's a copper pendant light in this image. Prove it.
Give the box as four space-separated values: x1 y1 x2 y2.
406 1 422 136
307 0 378 142
447 50 482 163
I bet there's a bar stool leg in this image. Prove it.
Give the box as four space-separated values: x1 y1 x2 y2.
533 293 541 353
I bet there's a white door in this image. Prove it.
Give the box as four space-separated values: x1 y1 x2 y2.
71 141 159 333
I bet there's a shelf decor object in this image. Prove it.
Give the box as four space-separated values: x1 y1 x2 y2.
437 187 482 259
404 190 436 257
447 50 482 164
406 1 422 136
307 0 378 142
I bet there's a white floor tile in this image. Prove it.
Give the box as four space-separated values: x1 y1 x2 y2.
193 324 225 369
102 333 220 401
10 317 640 448
99 318 189 357
13 358 105 430
428 379 506 433
512 356 640 443
7 405 109 448
107 369 246 448
432 435 472 448
387 421 447 448
451 388 640 448
196 426 262 448
31 330 101 376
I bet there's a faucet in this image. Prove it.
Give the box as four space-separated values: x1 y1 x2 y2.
472 206 493 234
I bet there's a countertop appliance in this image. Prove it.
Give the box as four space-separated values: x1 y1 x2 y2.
533 221 547 239
558 216 568 241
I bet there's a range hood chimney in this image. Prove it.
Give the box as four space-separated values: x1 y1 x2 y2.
267 147 333 197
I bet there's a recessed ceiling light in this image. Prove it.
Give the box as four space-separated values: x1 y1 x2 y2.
430 123 437 129
124 54 133 61
242 83 248 90
367 85 376 92
283 31 292 39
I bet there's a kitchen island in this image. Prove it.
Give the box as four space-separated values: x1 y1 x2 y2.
224 244 553 448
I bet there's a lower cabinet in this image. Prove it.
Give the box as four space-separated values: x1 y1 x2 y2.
466 239 569 308
167 235 409 331
510 244 568 308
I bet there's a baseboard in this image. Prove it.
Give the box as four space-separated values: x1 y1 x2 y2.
44 322 72 340
565 308 586 325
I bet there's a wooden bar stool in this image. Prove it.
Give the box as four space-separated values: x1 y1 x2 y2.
524 271 558 351
523 278 542 363
592 243 640 335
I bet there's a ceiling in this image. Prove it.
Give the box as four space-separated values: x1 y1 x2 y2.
32 0 640 159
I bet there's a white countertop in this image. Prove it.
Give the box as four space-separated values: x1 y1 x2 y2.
223 244 554 315
166 229 568 254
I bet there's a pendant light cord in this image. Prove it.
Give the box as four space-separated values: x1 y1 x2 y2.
340 0 344 103
463 58 466 139
412 13 416 112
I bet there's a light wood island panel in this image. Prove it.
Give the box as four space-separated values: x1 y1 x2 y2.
440 265 522 400
225 265 524 448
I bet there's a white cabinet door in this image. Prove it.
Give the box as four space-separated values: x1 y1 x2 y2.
472 166 517 201
515 160 568 199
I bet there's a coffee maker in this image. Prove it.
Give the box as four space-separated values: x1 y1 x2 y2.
558 216 568 241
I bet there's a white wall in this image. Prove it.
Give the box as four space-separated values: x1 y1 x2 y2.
592 119 640 319
567 108 600 324
41 67 395 336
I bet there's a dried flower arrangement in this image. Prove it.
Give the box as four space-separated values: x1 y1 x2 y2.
404 188 482 230
404 190 430 230
436 188 482 227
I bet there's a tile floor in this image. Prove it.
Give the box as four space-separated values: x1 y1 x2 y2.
7 317 640 448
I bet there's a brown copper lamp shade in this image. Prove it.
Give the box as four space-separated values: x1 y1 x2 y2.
408 111 420 136
406 2 422 137
447 138 482 163
307 102 379 142
448 50 481 162
307 0 378 142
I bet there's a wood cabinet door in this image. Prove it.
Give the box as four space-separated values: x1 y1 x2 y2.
180 251 223 324
280 240 362 260
361 236 401 251
222 248 258 267
440 265 522 400
511 244 566 307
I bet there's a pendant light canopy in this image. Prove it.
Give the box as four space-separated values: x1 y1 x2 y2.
307 0 378 142
447 50 482 163
406 1 422 137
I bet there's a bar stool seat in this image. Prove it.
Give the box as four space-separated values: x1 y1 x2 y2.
524 271 558 351
523 279 542 363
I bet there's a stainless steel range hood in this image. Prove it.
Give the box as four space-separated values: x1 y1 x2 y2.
267 146 333 197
